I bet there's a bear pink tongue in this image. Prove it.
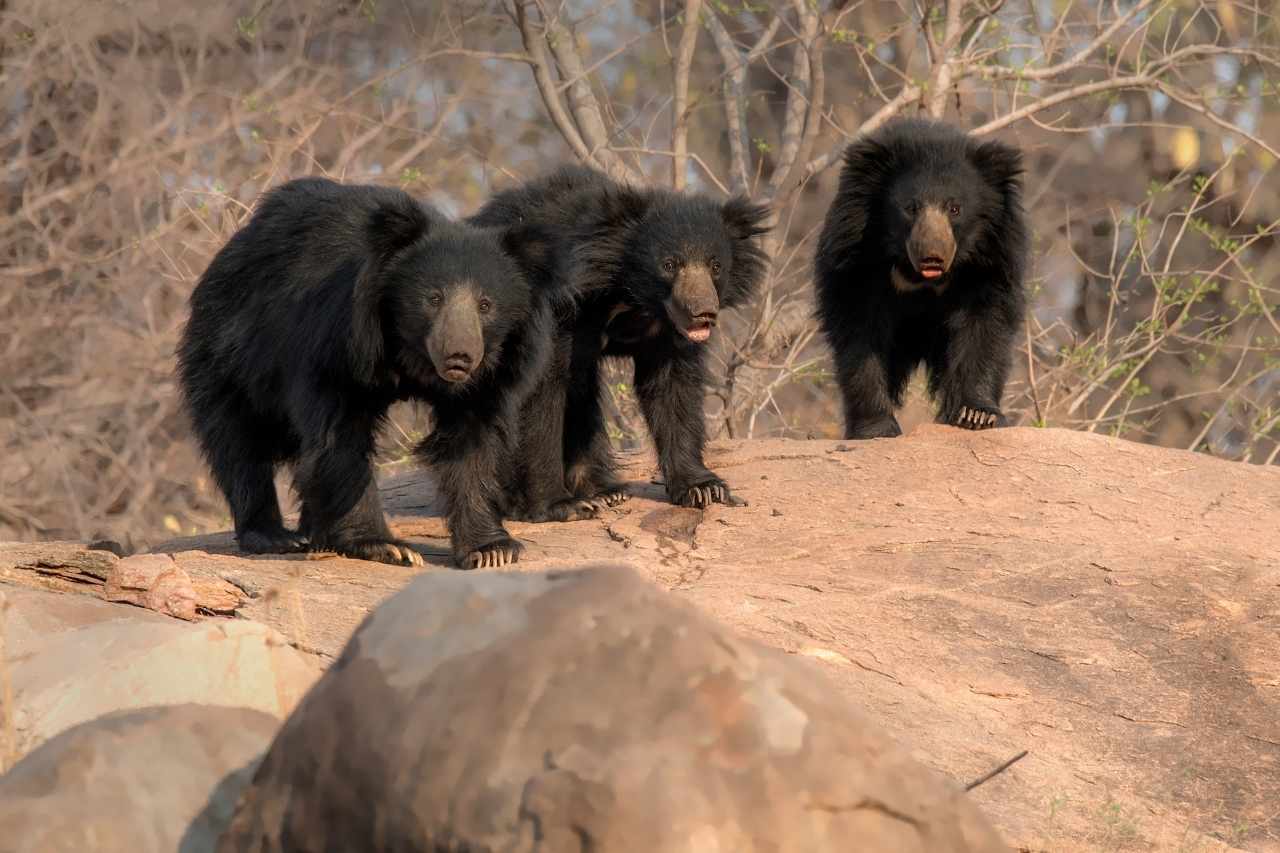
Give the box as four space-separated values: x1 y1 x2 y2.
686 325 712 342
921 268 943 279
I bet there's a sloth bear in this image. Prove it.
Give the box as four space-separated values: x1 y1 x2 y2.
468 165 771 519
177 177 565 569
814 118 1028 439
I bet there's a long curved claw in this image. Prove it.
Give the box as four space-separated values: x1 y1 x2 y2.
599 489 629 507
464 539 524 570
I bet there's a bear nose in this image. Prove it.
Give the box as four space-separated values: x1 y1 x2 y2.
445 352 473 369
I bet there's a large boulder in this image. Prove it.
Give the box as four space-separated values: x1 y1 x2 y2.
2 586 320 757
0 704 280 853
219 563 1005 852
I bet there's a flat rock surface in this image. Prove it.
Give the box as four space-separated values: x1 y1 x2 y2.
0 585 320 758
0 704 280 853
220 564 1005 852
8 425 1278 850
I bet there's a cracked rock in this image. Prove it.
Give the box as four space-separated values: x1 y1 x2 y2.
217 563 1005 852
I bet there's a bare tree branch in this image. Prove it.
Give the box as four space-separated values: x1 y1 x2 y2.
527 0 640 182
512 2 594 164
926 0 966 117
704 11 782 195
765 0 820 200
671 0 703 190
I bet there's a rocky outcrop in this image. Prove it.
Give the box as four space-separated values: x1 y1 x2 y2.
3 425 1278 850
218 563 1005 852
0 704 279 853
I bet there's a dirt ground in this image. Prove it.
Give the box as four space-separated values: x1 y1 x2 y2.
8 424 1278 851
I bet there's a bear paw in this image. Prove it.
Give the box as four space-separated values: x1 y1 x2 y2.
844 414 903 440
591 485 630 507
548 498 602 522
238 527 308 555
329 538 424 568
524 498 599 523
950 404 1006 430
463 537 524 570
673 477 743 509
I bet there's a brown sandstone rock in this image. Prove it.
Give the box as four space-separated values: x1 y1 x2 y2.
103 552 202 620
0 704 280 853
218 563 1006 852
0 542 246 618
2 586 321 758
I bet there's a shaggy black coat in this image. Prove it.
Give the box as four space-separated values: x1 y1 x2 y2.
177 177 565 569
468 165 771 519
814 118 1028 439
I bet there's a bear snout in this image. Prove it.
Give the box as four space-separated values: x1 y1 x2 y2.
666 263 720 343
427 292 486 383
907 206 957 280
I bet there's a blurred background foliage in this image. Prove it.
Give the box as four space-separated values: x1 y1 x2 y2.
0 0 1276 546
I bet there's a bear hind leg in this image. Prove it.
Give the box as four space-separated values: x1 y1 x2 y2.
199 415 305 555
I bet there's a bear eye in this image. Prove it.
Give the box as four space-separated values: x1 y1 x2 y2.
905 200 920 216
661 257 677 275
477 297 492 314
948 202 962 217
709 259 722 278
428 292 443 308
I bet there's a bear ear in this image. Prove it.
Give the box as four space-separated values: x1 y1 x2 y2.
818 135 898 257
501 222 571 301
350 194 432 385
720 196 772 309
596 184 650 230
721 195 772 242
840 135 896 186
968 138 1025 197
366 193 431 259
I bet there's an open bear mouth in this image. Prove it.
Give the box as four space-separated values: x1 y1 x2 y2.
681 316 716 343
917 257 948 280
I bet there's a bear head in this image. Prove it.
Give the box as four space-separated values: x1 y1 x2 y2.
592 189 771 344
351 193 562 389
832 118 1024 294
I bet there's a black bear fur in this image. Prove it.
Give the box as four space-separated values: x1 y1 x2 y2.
177 177 566 569
468 165 771 519
814 118 1028 439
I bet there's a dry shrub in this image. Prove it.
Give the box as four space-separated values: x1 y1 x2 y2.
1 0 1277 545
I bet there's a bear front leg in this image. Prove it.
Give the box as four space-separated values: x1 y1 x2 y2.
929 306 1018 431
633 346 737 509
421 409 524 569
294 432 423 568
189 394 305 554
